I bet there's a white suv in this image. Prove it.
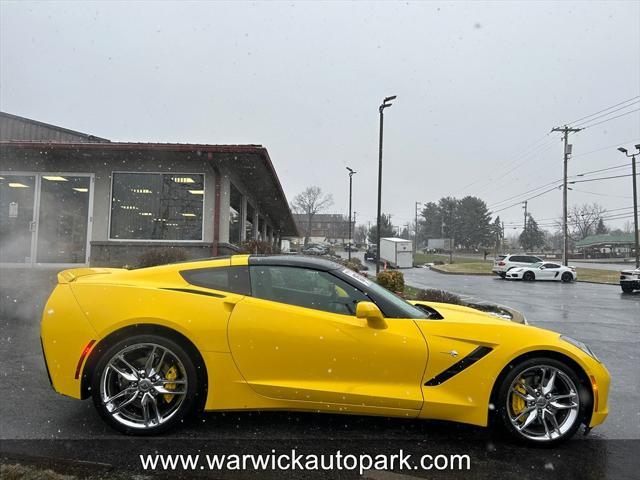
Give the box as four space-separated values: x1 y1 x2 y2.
493 254 543 278
620 267 640 293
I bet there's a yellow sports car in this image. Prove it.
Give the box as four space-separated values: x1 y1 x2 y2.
41 255 609 444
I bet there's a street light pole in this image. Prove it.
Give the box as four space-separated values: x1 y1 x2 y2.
376 95 397 274
414 201 420 255
346 167 356 261
618 145 640 268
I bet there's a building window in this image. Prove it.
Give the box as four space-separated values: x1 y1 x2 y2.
110 172 204 240
229 183 242 244
245 202 255 240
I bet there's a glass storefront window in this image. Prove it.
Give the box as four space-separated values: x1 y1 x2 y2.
110 172 204 240
229 183 242 244
37 175 91 263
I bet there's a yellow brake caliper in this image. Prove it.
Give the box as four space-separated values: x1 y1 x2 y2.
511 380 527 420
163 366 178 403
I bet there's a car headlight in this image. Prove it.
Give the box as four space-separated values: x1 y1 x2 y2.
560 335 600 362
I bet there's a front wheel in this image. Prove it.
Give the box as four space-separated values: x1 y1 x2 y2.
91 334 199 435
496 358 586 445
523 271 535 281
621 283 635 293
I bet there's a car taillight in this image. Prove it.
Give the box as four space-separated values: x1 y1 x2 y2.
498 261 505 266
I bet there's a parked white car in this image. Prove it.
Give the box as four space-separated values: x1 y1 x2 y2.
492 254 543 278
505 262 576 282
620 267 640 293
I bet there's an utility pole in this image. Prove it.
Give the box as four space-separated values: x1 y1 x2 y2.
376 95 396 274
522 200 528 250
414 201 421 253
552 125 582 266
618 145 640 268
346 167 356 261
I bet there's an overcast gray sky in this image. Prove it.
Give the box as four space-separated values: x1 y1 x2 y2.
2 1 639 234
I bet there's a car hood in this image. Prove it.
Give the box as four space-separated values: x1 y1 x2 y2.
410 300 527 325
621 268 640 275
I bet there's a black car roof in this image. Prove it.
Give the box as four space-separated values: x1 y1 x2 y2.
248 255 342 271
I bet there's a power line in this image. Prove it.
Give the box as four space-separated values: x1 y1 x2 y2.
566 95 640 125
487 163 632 209
572 100 640 128
574 163 629 177
580 108 640 130
569 188 632 199
569 172 640 184
489 185 560 215
572 138 640 158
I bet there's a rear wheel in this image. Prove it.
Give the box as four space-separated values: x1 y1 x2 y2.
496 358 585 445
91 334 199 435
499 272 506 279
561 272 573 283
523 271 535 281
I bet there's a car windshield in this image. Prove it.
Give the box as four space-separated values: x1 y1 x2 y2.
339 268 427 319
531 262 543 268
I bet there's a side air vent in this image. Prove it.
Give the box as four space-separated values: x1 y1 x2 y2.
424 346 493 386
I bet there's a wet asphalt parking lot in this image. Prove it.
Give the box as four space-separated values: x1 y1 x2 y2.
0 265 638 479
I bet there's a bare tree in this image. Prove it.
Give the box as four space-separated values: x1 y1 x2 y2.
568 203 607 240
290 186 333 244
555 203 607 241
354 224 368 244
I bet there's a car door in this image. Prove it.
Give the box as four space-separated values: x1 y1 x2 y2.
540 263 562 281
227 265 427 411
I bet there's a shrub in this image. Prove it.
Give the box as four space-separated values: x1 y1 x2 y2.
137 247 188 268
237 240 275 254
414 288 463 305
377 270 405 293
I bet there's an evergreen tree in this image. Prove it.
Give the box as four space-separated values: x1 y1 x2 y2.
519 214 546 251
595 218 609 235
367 214 395 243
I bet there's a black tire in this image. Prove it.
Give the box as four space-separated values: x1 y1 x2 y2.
561 272 573 283
621 283 634 293
522 271 535 281
499 272 506 279
495 357 588 446
91 334 200 435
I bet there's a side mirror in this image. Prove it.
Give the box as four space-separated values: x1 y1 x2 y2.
539 266 545 270
356 301 388 329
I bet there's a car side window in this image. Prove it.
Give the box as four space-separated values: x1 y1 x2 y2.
510 256 524 262
180 266 251 295
543 263 560 269
250 266 368 315
528 257 542 263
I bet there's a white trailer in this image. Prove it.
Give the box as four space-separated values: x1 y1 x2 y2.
380 237 413 268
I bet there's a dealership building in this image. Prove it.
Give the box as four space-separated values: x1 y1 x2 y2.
0 112 297 267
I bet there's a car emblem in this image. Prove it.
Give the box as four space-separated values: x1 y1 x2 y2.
441 350 458 358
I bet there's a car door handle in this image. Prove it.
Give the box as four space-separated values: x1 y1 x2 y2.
223 299 239 313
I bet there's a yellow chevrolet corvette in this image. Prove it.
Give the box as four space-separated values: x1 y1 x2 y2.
41 255 609 444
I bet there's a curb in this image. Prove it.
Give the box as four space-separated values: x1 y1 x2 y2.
428 266 493 276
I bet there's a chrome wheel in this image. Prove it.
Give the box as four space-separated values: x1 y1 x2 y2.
100 343 188 430
507 365 580 442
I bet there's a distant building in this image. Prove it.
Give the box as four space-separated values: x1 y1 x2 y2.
293 213 354 245
0 112 297 267
575 233 637 258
